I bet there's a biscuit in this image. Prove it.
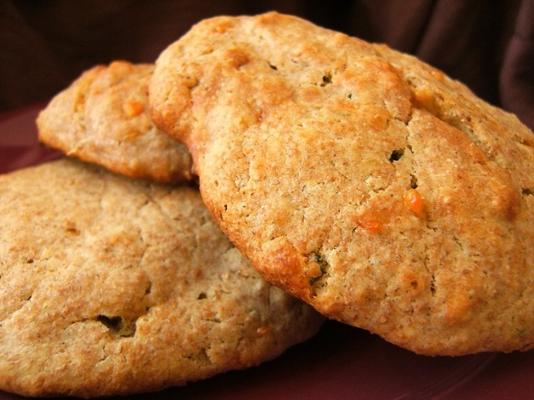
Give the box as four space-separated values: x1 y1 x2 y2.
0 160 322 397
150 12 534 355
37 61 192 182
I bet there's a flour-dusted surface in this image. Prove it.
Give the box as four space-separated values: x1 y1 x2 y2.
37 61 192 182
0 160 322 397
151 12 534 355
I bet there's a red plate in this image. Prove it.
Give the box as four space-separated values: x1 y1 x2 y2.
0 105 532 400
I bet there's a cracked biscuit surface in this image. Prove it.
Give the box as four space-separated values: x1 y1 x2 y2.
37 61 192 182
0 159 322 397
151 12 534 355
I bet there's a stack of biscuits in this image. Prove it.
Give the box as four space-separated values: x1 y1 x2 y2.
0 12 532 398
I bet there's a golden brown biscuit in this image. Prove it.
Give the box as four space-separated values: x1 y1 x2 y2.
0 160 322 397
150 12 534 355
37 61 192 182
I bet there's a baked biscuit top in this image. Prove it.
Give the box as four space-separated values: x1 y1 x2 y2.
37 61 192 182
151 12 534 355
0 160 322 397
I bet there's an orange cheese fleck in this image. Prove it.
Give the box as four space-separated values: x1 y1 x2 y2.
357 216 383 234
404 189 425 218
123 100 144 117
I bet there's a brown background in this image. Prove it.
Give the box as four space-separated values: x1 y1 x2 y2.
1 0 533 130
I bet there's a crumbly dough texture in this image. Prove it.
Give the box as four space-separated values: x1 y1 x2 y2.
0 160 322 397
37 61 192 182
151 12 534 355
